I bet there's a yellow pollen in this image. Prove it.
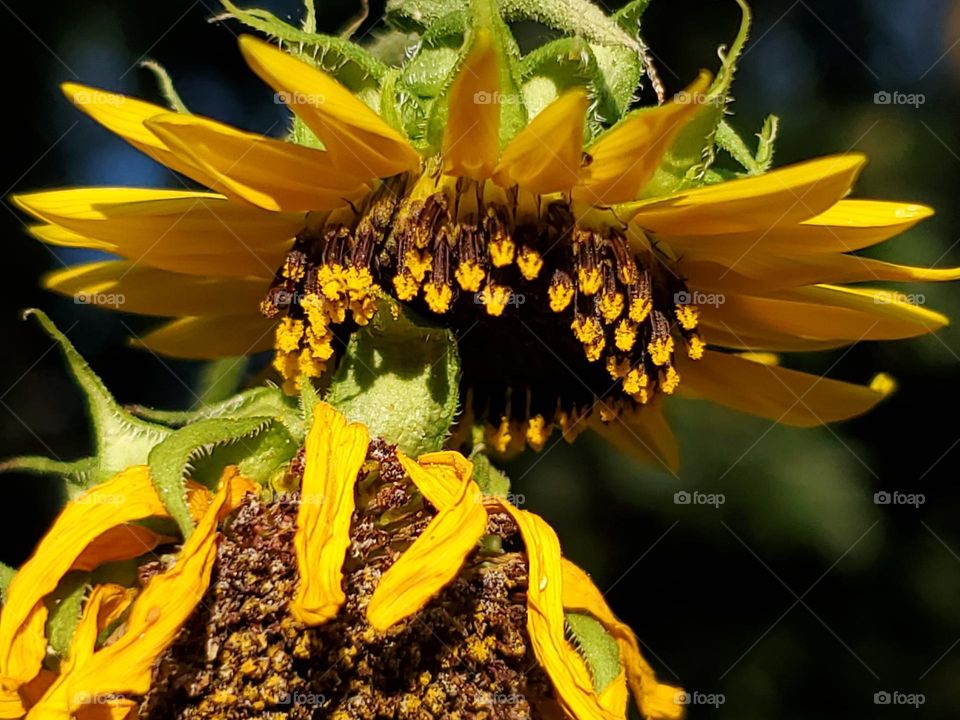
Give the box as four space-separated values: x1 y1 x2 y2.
557 408 589 442
623 368 649 396
323 295 348 325
606 355 630 379
675 304 700 330
598 292 625 324
633 387 652 404
455 260 485 292
548 279 574 313
282 254 306 282
318 263 347 302
272 350 300 393
583 338 605 362
393 272 419 301
306 326 335 361
661 365 681 394
481 283 511 317
619 263 639 286
276 317 304 354
629 296 652 323
613 320 637 353
404 249 433 283
648 336 675 366
301 293 330 330
517 246 543 280
489 236 516 267
486 417 513 453
524 415 551 451
572 315 603 345
688 335 706 360
424 282 454 314
599 405 619 423
577 267 602 296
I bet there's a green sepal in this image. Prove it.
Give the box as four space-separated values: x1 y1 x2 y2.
518 38 600 127
140 60 190 113
400 11 466 99
385 0 463 31
1 311 172 491
194 357 249 407
379 68 428 143
326 300 460 456
0 562 15 602
715 115 778 176
44 573 87 661
147 416 279 536
566 611 622 693
468 450 511 498
643 0 751 197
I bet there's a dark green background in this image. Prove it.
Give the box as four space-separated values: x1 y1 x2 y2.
1 0 959 717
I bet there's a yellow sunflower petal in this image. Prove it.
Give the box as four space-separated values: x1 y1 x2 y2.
43 261 267 317
292 402 370 625
145 112 369 212
397 451 473 509
492 500 616 720
493 89 588 193
132 314 277 360
0 467 167 705
675 349 889 427
663 199 935 256
239 36 419 179
574 71 711 206
598 669 629 718
561 560 684 720
45 472 235 714
590 405 680 473
443 29 501 180
366 470 487 631
26 225 115 252
71 526 171 573
61 83 221 191
625 154 867 236
13 188 300 279
700 285 949 347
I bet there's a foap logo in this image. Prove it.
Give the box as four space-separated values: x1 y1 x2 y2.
71 89 126 108
674 290 725 308
874 291 925 306
474 290 525 307
674 490 725 508
278 691 327 707
674 690 725 708
874 690 925 708
75 292 125 308
874 91 925 108
672 91 723 107
473 90 523 105
483 492 526 507
874 491 925 509
275 90 326 106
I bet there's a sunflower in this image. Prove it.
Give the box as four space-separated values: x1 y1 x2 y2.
0 401 681 720
13 2 960 469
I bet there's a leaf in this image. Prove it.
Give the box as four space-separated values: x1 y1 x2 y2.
400 10 466 98
566 611 622 693
147 416 275 536
45 573 88 660
327 300 460 456
0 562 15 602
468 450 511 498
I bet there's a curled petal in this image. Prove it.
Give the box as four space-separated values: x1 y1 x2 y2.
292 402 370 625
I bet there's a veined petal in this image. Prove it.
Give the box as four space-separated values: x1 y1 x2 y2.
292 402 370 625
590 405 680 473
574 72 711 206
0 467 167 704
397 451 473 509
492 501 616 720
51 473 236 711
145 113 369 213
43 261 267 317
675 349 890 427
239 36 419 179
624 154 867 236
561 560 684 720
61 83 221 190
494 89 588 194
14 188 300 279
366 470 487 631
133 314 277 360
443 29 501 180
663 199 935 256
700 285 949 347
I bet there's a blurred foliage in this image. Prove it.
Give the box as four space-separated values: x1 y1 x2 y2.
1 0 959 717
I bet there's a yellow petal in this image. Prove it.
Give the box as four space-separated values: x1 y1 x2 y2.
624 154 867 236
61 83 221 190
239 36 419 179
43 261 267 317
493 89 588 193
145 112 369 212
71 526 171 573
443 29 501 180
590 405 680 473
27 225 115 252
598 669 629 718
700 285 949 348
675 349 889 427
492 500 616 720
561 560 684 720
51 473 235 710
292 402 370 625
0 467 167 702
13 188 300 279
397 451 473 509
366 470 487 631
574 72 711 205
663 199 934 256
132 314 277 360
